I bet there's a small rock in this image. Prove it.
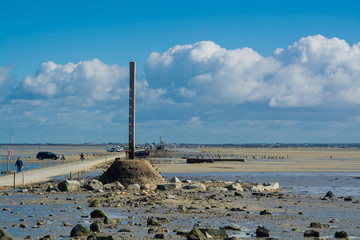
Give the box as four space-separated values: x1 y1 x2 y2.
234 191 245 197
260 209 272 215
169 176 181 183
38 236 55 240
90 210 107 218
310 222 329 229
334 231 349 238
166 195 176 199
126 184 140 191
226 183 243 191
103 181 124 190
84 179 103 191
147 218 161 227
70 224 90 237
256 225 270 237
157 183 182 190
90 221 102 232
58 180 80 192
304 230 320 237
183 183 206 191
187 227 206 240
89 199 101 208
154 233 164 239
344 196 353 201
325 191 334 198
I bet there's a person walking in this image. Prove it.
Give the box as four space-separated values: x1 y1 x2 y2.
15 157 23 172
80 153 84 161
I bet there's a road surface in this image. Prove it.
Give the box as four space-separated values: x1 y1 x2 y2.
0 153 125 187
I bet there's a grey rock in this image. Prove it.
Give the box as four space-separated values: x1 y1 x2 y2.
103 181 124 190
58 180 80 192
226 183 243 191
157 183 182 190
84 179 103 191
126 184 140 191
169 176 181 183
183 183 206 191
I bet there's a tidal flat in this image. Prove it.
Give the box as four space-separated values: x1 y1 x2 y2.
0 146 359 239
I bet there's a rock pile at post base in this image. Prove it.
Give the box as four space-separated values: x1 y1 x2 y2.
98 159 165 187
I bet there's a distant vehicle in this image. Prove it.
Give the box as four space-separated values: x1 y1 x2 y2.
107 146 123 152
36 151 59 160
135 150 150 157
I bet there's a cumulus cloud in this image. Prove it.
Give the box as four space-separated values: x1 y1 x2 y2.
145 35 360 107
18 59 128 103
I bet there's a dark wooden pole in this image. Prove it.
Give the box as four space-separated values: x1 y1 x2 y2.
129 61 136 159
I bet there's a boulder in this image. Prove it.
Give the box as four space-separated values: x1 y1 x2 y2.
304 230 320 237
157 183 182 190
84 179 103 191
58 180 80 192
103 181 124 190
183 183 206 191
256 226 270 238
0 229 14 240
169 176 181 183
70 224 90 237
90 210 107 218
334 231 349 238
127 184 140 191
226 183 243 191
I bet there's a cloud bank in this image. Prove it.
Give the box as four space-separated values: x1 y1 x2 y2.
145 35 360 107
1 35 360 143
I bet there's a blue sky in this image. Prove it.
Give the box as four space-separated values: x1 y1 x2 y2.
1 0 360 144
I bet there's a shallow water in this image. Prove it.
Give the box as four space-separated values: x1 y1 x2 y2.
162 171 360 197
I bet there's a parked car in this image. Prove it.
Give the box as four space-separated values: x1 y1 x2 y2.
36 151 59 160
135 150 150 157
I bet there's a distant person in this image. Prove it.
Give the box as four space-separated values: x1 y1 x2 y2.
15 157 23 172
80 153 84 161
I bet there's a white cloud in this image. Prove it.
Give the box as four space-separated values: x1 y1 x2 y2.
145 35 360 107
19 58 128 102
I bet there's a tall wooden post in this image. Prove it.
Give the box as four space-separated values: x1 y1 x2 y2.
129 61 136 159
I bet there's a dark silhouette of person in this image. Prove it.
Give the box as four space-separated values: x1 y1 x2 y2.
15 157 23 172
